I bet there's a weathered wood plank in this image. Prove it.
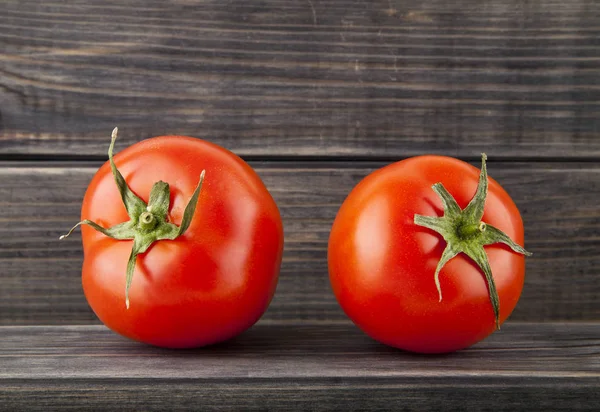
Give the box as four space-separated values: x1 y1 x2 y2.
1 0 600 158
3 323 599 376
0 323 599 410
0 161 598 324
3 378 599 412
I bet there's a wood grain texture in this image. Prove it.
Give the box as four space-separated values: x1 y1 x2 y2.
4 379 599 412
1 0 600 158
0 160 598 324
1 323 599 410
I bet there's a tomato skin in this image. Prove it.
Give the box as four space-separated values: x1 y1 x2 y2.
328 156 526 353
80 136 283 348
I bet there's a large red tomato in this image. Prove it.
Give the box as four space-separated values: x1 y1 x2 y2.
64 129 283 348
328 155 530 353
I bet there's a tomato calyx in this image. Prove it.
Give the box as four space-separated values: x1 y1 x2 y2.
414 154 532 329
60 128 206 309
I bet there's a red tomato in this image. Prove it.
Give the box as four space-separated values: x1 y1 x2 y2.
328 155 529 353
75 132 283 348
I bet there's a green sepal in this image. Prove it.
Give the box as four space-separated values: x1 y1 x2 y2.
108 127 146 221
125 237 153 309
414 153 531 329
462 243 500 328
59 220 136 241
462 153 488 222
432 244 460 303
481 224 533 256
432 183 461 217
147 181 171 222
173 170 205 238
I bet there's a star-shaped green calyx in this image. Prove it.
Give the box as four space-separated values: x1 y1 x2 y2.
414 154 531 329
60 128 206 309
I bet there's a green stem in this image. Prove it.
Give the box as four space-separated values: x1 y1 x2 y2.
60 127 206 309
138 211 157 232
414 153 531 330
458 222 486 239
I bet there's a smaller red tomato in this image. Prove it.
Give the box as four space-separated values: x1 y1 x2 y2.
328 154 531 353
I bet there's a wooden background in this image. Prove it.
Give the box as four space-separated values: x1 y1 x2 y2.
1 0 599 325
1 0 599 409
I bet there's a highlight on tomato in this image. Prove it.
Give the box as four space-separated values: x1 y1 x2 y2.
328 154 531 354
61 128 284 348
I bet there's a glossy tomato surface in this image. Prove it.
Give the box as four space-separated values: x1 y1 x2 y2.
81 136 283 348
328 156 526 353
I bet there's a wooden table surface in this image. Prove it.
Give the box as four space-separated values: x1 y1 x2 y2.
2 323 600 410
1 0 599 410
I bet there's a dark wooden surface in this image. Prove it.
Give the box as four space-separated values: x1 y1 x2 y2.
2 0 600 158
1 161 599 324
1 323 599 410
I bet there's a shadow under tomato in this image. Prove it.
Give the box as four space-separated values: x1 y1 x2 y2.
124 322 460 360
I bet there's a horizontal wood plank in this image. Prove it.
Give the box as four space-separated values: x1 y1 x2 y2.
4 378 599 412
0 160 598 324
1 0 600 158
0 323 599 410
